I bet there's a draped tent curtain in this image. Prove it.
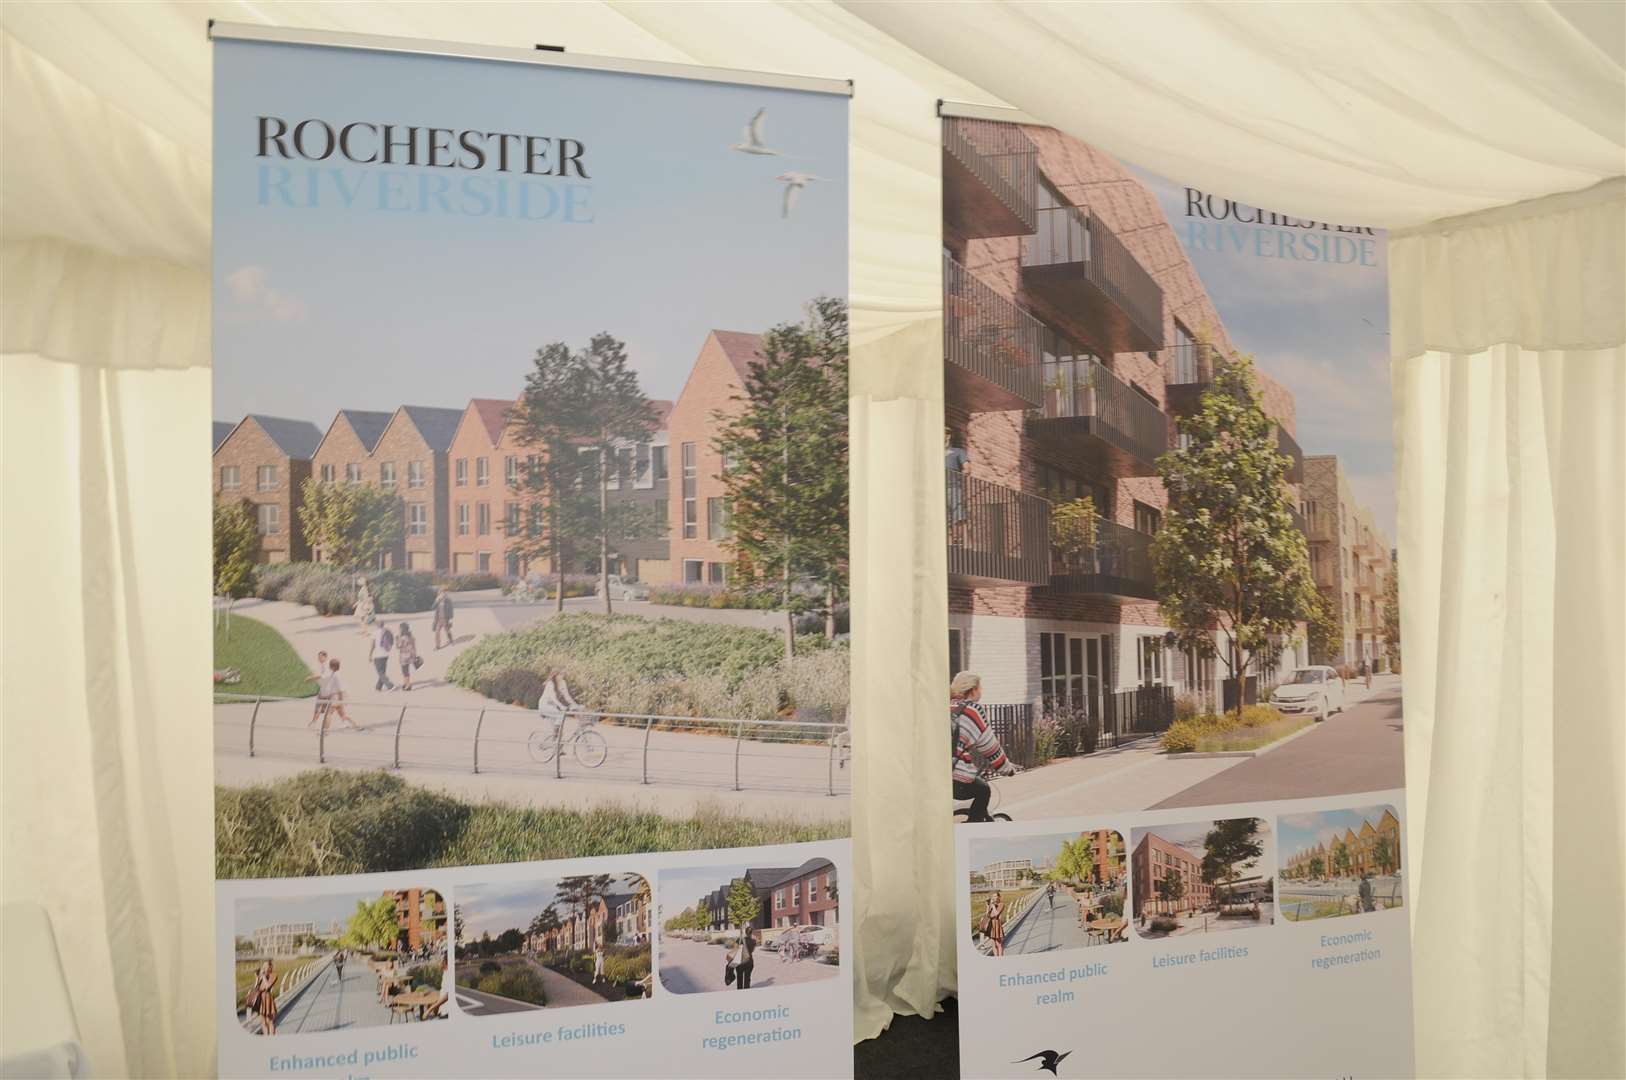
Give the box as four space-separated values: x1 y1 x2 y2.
2 3 1622 1077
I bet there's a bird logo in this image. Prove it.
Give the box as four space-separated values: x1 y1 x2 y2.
1014 1049 1072 1076
775 171 827 219
729 107 782 156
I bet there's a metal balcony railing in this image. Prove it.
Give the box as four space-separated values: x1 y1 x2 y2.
1276 424 1305 485
1049 518 1158 600
943 117 1038 236
1021 201 1164 351
1290 505 1309 538
1165 341 1219 387
1306 511 1339 544
1039 357 1169 467
947 468 1052 586
943 253 1046 409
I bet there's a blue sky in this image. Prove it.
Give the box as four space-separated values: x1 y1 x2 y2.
1133 167 1396 538
1278 806 1398 860
235 890 420 937
456 875 646 940
213 40 847 425
968 830 1122 875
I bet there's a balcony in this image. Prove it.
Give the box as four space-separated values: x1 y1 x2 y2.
1290 504 1308 538
1019 202 1164 354
1048 518 1158 601
1027 357 1169 476
1306 511 1338 544
943 253 1045 412
1354 534 1385 559
947 468 1051 587
1276 424 1305 485
942 117 1038 240
1163 341 1219 415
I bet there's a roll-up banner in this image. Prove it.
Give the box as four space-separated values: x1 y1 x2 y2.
941 103 1413 1078
210 25 851 1078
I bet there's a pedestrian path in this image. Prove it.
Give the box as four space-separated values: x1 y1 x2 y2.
1003 892 1096 955
274 960 392 1034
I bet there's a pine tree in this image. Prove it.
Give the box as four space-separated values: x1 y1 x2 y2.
1152 352 1319 718
713 298 849 657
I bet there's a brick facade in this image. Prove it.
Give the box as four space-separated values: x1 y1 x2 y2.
447 398 532 577
666 331 757 585
1131 832 1213 917
1303 455 1392 668
945 121 1310 713
372 406 461 572
766 860 839 930
212 415 322 564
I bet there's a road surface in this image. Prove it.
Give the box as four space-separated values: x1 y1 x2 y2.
658 936 838 995
1151 680 1404 809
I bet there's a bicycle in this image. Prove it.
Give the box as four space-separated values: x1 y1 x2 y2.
527 712 609 769
952 765 1017 823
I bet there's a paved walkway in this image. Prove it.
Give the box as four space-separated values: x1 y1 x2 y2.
658 936 838 995
1002 891 1093 955
270 958 392 1034
453 956 610 1014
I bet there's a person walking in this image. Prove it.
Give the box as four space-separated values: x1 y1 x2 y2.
370 623 396 691
249 959 278 1035
735 927 756 990
431 587 455 650
985 891 1006 957
1364 657 1374 690
323 659 365 733
354 577 376 635
333 948 347 985
592 935 607 985
396 622 419 691
306 650 329 728
1358 872 1376 913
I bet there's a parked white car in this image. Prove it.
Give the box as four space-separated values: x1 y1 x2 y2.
595 574 650 602
1270 666 1346 722
789 923 835 948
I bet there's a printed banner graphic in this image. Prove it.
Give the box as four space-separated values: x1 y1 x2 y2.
211 34 851 1079
942 113 1412 1078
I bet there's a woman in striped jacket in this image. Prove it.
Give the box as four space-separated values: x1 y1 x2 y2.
951 671 1016 822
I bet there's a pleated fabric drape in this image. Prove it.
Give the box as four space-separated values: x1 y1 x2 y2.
1390 180 1625 1080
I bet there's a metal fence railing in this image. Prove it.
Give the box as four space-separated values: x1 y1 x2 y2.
214 695 851 797
982 702 1035 767
1049 518 1158 600
1022 201 1164 350
1039 357 1169 467
946 467 1052 586
943 116 1039 234
943 252 1047 407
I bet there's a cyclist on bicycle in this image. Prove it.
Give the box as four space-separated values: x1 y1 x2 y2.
951 671 1015 822
538 672 584 749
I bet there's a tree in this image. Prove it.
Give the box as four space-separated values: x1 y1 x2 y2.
1308 855 1325 881
511 336 660 615
713 298 849 656
1373 835 1396 877
1048 835 1096 889
1050 496 1099 571
1201 818 1265 902
1332 845 1352 880
1152 352 1320 719
1382 562 1401 670
213 498 259 637
1306 590 1342 666
726 877 761 931
1157 869 1186 913
298 478 403 570
555 874 613 956
496 928 524 954
343 896 401 952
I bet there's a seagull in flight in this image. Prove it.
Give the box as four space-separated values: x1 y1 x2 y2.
776 171 827 218
730 108 782 155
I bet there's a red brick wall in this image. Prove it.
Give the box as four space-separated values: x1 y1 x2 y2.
372 415 447 572
212 420 308 563
666 333 746 584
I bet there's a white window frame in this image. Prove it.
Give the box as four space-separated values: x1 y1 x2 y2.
408 502 427 536
457 504 470 536
476 457 489 487
256 503 280 535
256 465 278 492
220 465 240 490
407 460 425 488
379 461 397 489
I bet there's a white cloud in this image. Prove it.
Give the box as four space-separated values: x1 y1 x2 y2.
224 264 307 322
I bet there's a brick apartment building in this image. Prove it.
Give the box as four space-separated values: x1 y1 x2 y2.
1131 832 1213 917
695 858 838 934
1303 455 1393 670
309 408 391 564
941 113 1308 744
213 420 235 452
603 400 673 583
212 415 324 563
385 887 446 952
666 330 762 586
614 890 651 945
447 398 526 576
1084 828 1127 887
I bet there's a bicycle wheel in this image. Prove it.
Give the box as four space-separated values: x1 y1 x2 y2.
573 728 608 769
527 729 558 763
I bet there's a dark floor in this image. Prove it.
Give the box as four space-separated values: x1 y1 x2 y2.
854 997 959 1079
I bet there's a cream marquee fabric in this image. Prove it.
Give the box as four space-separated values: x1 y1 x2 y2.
1 2 1622 1077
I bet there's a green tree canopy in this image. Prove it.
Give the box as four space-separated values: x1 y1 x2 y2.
298 479 403 570
1152 352 1319 716
726 877 762 931
1158 869 1186 908
343 896 401 952
1382 562 1401 669
1201 817 1265 896
213 498 258 602
713 297 849 656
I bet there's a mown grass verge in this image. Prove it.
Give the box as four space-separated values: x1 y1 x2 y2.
214 613 317 698
217 769 847 879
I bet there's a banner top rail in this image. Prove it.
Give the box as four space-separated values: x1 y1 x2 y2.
208 21 854 97
938 99 1038 124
